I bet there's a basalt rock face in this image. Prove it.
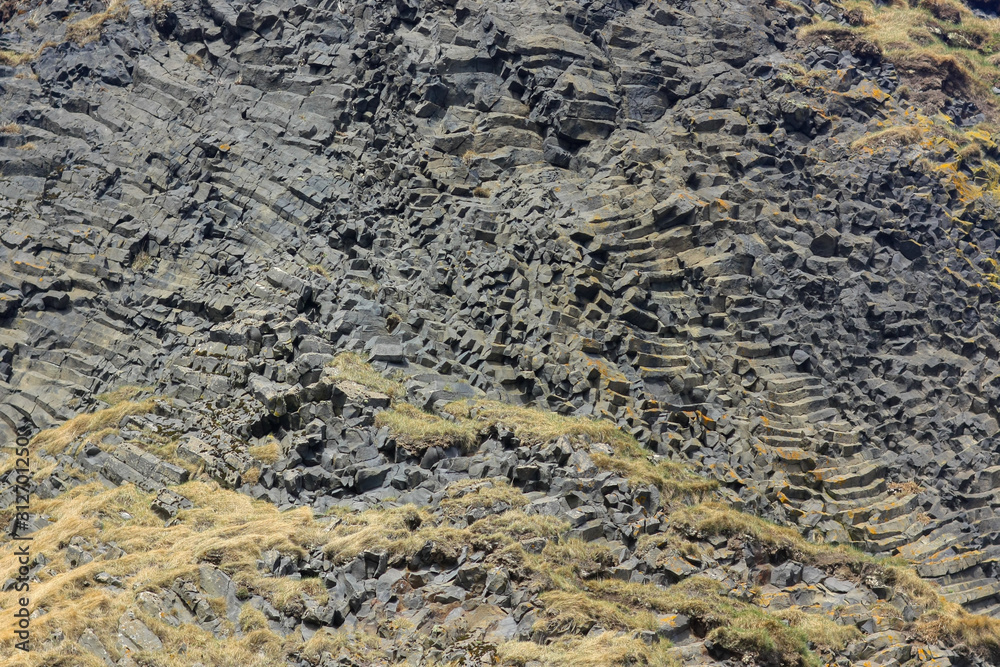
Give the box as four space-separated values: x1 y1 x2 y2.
3 0 1000 664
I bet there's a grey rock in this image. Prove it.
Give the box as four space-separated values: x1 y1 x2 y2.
116 611 163 653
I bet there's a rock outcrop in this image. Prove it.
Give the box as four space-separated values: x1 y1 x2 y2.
2 0 1000 664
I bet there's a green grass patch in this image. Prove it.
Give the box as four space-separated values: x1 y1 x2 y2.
709 607 818 667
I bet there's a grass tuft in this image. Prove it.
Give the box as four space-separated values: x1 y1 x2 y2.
801 0 1000 115
498 632 679 667
320 495 563 568
850 124 925 152
708 608 816 667
439 478 529 519
248 438 281 465
325 351 406 398
443 399 636 448
321 505 437 563
0 50 33 66
443 399 710 497
917 605 1000 661
374 402 478 452
65 0 129 45
0 40 59 69
95 385 154 406
672 502 942 609
30 399 158 458
0 480 324 665
306 263 329 278
535 589 658 634
590 451 718 500
131 251 153 271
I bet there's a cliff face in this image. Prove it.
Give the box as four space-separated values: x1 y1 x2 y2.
4 0 1000 664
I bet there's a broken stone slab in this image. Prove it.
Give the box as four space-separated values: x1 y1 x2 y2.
97 442 189 493
79 628 114 665
151 489 193 519
365 335 404 363
175 435 250 488
199 565 242 624
115 611 163 654
656 613 691 642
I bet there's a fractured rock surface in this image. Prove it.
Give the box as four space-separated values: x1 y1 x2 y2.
2 0 1000 663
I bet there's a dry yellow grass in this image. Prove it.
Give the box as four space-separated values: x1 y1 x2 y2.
536 589 658 633
801 0 1000 111
533 539 616 581
0 123 21 135
498 632 679 667
325 351 405 398
773 607 863 649
29 398 157 458
0 50 34 66
443 399 636 448
440 400 709 497
0 480 332 665
322 506 550 565
468 509 566 545
357 277 380 293
523 562 856 667
304 629 390 663
673 502 826 553
131 250 153 271
241 466 261 485
0 40 59 69
322 482 567 567
65 0 129 45
708 607 817 667
374 402 478 451
306 263 329 278
439 478 528 518
123 427 179 462
248 437 281 465
6 351 972 665
443 400 712 498
610 578 854 664
850 124 925 152
15 142 36 150
672 503 942 609
0 418 922 667
589 452 717 500
848 111 995 165
321 504 434 563
95 385 153 405
917 604 1000 660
